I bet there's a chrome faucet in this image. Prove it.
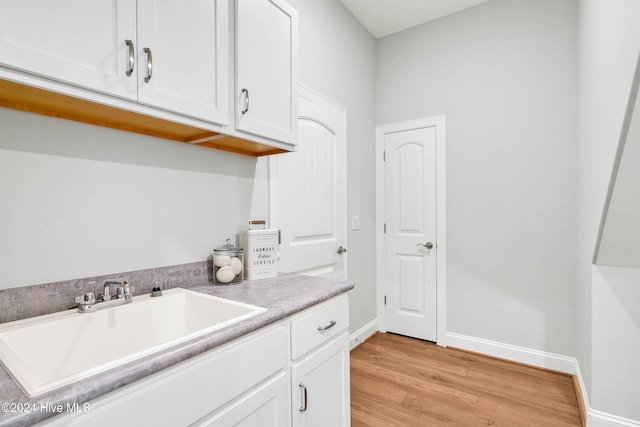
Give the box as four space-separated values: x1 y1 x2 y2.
74 280 133 313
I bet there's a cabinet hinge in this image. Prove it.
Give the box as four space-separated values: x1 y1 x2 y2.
383 151 386 162
384 295 387 305
384 223 386 234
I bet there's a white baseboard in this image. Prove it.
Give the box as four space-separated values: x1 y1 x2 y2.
574 361 640 427
349 319 378 350
446 332 576 373
446 332 640 426
589 411 640 427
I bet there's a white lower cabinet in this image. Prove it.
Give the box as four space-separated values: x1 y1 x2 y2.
196 372 290 427
39 325 289 427
292 333 350 427
290 296 350 427
38 294 349 427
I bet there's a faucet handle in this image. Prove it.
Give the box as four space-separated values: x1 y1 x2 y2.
74 292 95 304
75 292 96 311
123 281 134 301
103 284 111 301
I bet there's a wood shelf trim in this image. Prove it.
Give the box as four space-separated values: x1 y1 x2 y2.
0 79 286 157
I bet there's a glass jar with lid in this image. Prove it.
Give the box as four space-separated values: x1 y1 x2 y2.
212 238 244 285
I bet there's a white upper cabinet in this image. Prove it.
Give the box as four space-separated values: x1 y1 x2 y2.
137 0 228 124
0 0 228 124
0 0 298 154
0 0 137 100
235 0 298 145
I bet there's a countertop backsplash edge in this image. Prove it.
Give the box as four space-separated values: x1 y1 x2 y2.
0 261 212 324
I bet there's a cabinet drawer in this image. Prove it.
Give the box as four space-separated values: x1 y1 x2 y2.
291 296 348 360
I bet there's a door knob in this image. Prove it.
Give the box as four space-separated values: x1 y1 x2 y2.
337 246 347 254
417 242 434 249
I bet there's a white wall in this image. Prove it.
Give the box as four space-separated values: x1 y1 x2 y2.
590 266 640 422
0 0 378 334
273 0 378 334
376 0 578 355
577 0 640 421
0 108 257 288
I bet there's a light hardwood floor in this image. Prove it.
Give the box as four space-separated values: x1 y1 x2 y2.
350 333 583 426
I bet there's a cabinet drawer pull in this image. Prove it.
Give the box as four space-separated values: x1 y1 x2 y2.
298 382 308 412
124 39 135 77
143 47 153 83
241 88 250 114
317 320 336 331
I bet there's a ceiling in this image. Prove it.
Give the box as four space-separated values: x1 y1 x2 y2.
340 0 490 39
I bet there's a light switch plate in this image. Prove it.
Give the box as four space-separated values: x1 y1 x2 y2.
352 216 360 231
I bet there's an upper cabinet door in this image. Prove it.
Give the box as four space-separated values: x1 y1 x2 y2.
0 0 137 100
235 0 298 145
137 0 228 124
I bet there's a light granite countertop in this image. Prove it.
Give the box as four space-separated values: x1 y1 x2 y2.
0 273 354 427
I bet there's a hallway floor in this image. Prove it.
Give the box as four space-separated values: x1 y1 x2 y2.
350 333 582 426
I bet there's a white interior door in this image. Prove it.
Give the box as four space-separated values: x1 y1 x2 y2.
270 87 347 278
384 126 437 341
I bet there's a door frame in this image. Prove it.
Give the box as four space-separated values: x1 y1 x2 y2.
375 115 447 346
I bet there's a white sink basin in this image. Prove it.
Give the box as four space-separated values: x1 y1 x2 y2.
0 288 266 397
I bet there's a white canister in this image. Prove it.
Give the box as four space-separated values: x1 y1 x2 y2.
241 229 279 280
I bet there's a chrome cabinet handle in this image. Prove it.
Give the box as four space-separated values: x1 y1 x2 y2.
143 47 153 82
299 382 308 412
417 242 434 249
241 88 249 114
317 320 336 331
124 39 135 76
337 246 347 254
